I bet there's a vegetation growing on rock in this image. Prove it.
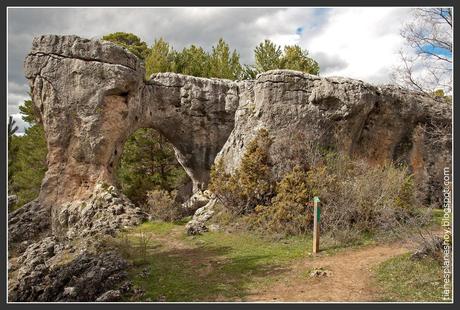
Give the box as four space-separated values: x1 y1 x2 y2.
102 32 149 60
209 129 275 215
211 128 424 241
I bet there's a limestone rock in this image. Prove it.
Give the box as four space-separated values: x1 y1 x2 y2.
23 34 451 232
51 182 148 240
7 183 147 302
8 200 51 247
24 35 238 215
181 189 212 213
216 70 451 206
185 199 217 235
9 248 128 302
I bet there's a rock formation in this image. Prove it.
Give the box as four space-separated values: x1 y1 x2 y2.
8 34 451 301
25 35 238 209
217 71 452 207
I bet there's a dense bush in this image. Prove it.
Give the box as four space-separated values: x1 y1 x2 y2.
247 166 313 235
209 129 275 215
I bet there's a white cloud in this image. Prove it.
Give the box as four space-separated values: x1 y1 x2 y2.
9 113 30 134
9 7 433 132
305 8 410 84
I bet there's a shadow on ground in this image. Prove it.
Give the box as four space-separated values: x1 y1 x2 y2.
126 243 290 301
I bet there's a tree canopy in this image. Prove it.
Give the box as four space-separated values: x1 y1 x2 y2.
250 39 320 77
145 38 176 77
8 99 47 210
102 32 320 81
102 32 149 60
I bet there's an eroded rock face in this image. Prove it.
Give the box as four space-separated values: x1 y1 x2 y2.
24 35 238 212
10 34 451 302
9 244 129 302
216 70 452 207
24 35 451 217
8 200 51 246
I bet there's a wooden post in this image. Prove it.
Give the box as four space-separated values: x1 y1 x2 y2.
312 196 320 254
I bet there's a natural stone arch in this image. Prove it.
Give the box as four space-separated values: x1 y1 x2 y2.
24 35 239 209
23 35 451 236
9 34 451 302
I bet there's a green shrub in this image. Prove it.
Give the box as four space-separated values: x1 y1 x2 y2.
247 166 312 235
209 129 275 215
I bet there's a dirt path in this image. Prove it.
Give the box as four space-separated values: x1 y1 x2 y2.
139 226 416 302
245 243 411 302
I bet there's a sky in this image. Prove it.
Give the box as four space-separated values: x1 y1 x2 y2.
7 7 417 133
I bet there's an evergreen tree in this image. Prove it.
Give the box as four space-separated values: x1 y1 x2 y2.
145 38 176 77
8 99 47 209
254 39 282 72
251 40 320 77
8 116 19 194
173 45 210 77
280 45 320 75
8 115 18 149
102 32 149 60
116 128 187 206
208 38 242 80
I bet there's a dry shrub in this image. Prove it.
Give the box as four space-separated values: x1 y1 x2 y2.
137 229 153 264
248 153 421 241
145 189 184 221
309 154 421 241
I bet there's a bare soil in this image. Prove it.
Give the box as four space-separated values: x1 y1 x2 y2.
244 243 411 302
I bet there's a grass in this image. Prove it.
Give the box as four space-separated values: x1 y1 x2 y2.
431 208 445 227
114 220 388 302
190 231 313 265
119 222 315 301
375 253 448 302
134 221 181 236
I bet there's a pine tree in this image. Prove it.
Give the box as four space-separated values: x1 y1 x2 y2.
8 99 48 209
145 38 176 77
208 38 242 80
102 32 149 60
173 45 210 77
254 39 282 72
116 128 187 206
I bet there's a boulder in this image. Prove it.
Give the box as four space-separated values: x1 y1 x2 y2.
185 199 217 235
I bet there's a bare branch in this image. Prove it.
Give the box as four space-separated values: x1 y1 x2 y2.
394 8 453 94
